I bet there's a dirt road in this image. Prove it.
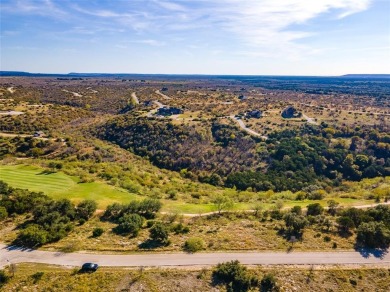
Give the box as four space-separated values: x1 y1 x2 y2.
1 244 389 268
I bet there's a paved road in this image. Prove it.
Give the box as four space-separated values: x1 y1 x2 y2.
155 90 171 100
131 92 139 104
230 116 268 139
302 113 318 125
161 201 390 218
1 244 389 268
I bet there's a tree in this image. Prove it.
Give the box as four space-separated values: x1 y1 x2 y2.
356 222 390 248
17 225 48 247
0 206 8 221
260 274 279 292
149 222 169 243
103 203 123 221
327 200 339 216
138 199 162 218
76 200 97 220
283 212 308 235
0 181 9 194
306 203 324 216
213 260 258 292
92 227 104 237
0 270 10 287
290 205 302 215
115 214 144 237
336 216 355 233
212 195 233 214
184 237 205 253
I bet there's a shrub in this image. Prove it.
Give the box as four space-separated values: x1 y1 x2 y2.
306 203 324 216
114 214 144 237
102 203 123 221
260 274 279 292
31 271 44 283
290 206 302 215
172 223 190 234
76 200 97 220
16 224 48 247
0 270 10 287
184 237 205 253
149 222 169 243
213 260 258 292
0 207 8 221
146 220 156 228
92 227 104 237
324 236 331 242
356 221 390 248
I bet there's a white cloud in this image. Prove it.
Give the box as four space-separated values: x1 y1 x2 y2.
209 0 372 57
133 39 166 47
3 0 373 59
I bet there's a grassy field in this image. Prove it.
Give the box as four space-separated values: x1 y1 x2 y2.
0 164 236 213
1 263 389 292
0 164 384 214
0 164 141 208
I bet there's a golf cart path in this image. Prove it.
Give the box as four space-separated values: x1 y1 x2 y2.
1 244 389 268
160 201 390 217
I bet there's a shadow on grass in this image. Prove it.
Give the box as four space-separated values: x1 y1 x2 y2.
138 239 169 249
37 170 56 175
337 229 353 238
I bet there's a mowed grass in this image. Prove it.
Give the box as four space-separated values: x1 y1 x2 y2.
0 165 141 208
0 164 235 213
0 164 380 214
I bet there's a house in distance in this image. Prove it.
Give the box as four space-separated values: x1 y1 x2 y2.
247 110 262 118
157 106 183 116
281 106 302 118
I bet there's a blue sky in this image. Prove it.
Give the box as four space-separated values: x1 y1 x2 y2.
1 0 389 75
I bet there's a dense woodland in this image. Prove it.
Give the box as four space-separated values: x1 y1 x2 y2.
97 117 260 183
98 116 390 192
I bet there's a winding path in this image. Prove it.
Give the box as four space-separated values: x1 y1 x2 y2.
1 244 389 268
230 116 268 139
155 90 171 100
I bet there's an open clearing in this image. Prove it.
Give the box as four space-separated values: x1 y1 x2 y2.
0 165 227 213
0 164 383 214
0 165 141 208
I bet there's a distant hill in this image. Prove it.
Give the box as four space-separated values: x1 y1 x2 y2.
1 71 389 79
341 74 390 78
